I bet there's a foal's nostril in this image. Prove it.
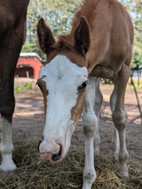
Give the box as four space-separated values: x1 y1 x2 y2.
38 140 42 152
52 147 62 161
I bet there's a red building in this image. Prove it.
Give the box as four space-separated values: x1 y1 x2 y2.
15 53 42 80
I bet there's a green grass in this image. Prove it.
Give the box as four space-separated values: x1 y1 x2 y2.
14 85 22 92
107 112 112 116
14 83 35 92
128 79 142 87
24 83 33 90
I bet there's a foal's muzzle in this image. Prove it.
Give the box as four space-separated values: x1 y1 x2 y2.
38 140 62 162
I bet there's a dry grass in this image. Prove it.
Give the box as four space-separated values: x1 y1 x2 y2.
0 140 142 189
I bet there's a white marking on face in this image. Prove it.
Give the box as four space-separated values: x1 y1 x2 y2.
39 55 88 154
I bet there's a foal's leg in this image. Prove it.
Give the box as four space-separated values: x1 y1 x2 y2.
82 77 100 189
93 79 103 155
110 87 120 161
112 64 130 177
0 75 16 171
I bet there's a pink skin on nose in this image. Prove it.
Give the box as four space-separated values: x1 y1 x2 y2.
39 140 61 161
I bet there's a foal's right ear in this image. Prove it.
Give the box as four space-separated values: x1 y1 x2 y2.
74 17 90 56
37 18 55 54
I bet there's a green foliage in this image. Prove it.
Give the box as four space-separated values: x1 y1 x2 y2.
119 0 142 67
131 50 142 67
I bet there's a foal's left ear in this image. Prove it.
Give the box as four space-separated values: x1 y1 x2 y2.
74 17 90 56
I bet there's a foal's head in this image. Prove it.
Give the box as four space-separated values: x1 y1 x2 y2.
37 17 90 163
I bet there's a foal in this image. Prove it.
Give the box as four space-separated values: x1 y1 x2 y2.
37 0 133 188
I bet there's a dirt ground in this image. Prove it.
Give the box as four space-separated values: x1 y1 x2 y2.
0 78 142 162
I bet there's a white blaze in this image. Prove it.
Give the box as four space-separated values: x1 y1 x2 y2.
39 55 88 152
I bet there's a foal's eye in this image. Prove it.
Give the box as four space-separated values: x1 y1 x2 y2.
78 81 88 90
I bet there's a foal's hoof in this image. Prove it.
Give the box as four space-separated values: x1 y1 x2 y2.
118 165 129 178
0 161 17 172
0 154 17 172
